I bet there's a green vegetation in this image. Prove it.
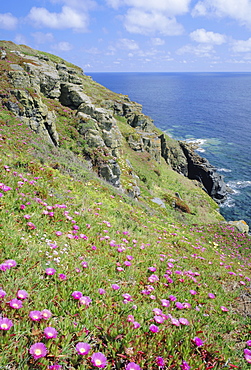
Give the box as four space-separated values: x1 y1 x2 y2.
0 41 251 370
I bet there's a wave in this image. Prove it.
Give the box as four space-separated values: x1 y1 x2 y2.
217 168 232 173
227 180 251 191
185 138 207 153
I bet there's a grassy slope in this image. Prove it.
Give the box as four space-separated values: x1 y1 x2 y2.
0 42 251 370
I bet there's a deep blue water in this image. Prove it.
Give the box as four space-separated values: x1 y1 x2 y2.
89 72 251 226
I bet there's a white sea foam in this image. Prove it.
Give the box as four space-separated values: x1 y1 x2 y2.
217 168 232 173
185 138 207 153
227 180 251 190
221 196 235 208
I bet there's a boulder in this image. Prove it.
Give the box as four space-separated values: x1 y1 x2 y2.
228 220 249 234
179 142 228 203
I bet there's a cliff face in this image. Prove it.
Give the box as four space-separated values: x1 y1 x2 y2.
0 41 228 203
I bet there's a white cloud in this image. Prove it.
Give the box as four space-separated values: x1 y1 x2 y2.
14 34 27 45
52 41 73 51
0 13 18 30
27 6 88 31
106 0 191 15
117 38 139 50
231 38 251 52
124 9 184 35
190 28 227 45
151 38 165 46
192 0 251 28
177 43 215 57
32 32 54 44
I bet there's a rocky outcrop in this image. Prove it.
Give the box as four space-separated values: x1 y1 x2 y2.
179 142 228 203
1 42 229 202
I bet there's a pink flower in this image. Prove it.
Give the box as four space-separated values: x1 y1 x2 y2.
81 261 88 268
189 290 197 295
127 315 134 322
9 298 23 309
0 317 13 330
72 291 83 300
44 327 58 339
169 295 177 301
132 321 141 329
29 342 47 360
220 306 229 312
148 266 156 272
98 288 106 295
246 340 251 346
180 361 191 370
41 309 52 320
156 357 165 367
179 318 190 325
0 289 6 298
161 299 170 307
154 315 164 324
111 284 120 290
149 324 159 333
175 302 184 310
208 293 216 299
79 296 92 306
91 352 107 368
193 337 204 347
17 289 28 299
29 310 42 321
125 362 141 370
76 342 91 355
45 268 56 276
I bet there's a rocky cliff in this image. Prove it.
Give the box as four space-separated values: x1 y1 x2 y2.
0 41 228 203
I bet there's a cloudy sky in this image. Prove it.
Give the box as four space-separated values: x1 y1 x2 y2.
1 0 251 72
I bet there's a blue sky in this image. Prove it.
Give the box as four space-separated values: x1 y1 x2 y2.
1 0 251 72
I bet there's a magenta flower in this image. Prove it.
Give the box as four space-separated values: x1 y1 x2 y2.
5 259 17 268
111 284 120 290
156 357 165 367
72 291 83 300
148 266 156 272
169 295 177 301
175 302 184 310
154 315 164 324
246 340 251 346
220 306 229 312
208 293 216 299
122 293 132 302
98 288 106 295
41 309 52 320
49 364 62 369
125 362 141 370
244 348 251 363
0 317 13 330
91 352 107 368
127 315 134 322
81 261 88 268
45 268 56 276
75 342 91 355
44 327 58 339
132 321 141 329
180 361 191 370
179 318 190 326
17 289 28 299
79 296 92 306
29 310 42 321
161 299 170 307
9 298 23 309
170 317 180 326
29 342 47 360
149 324 159 333
58 274 67 280
189 290 197 295
193 337 204 347
0 289 6 298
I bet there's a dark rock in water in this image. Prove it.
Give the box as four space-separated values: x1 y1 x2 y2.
179 142 228 203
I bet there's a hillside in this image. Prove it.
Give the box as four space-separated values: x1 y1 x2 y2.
0 41 251 370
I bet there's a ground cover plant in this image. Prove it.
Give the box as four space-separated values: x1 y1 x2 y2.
0 42 251 369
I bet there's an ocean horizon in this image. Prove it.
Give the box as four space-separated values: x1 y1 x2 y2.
89 72 251 227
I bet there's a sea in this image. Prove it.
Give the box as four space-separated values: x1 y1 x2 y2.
88 72 251 227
